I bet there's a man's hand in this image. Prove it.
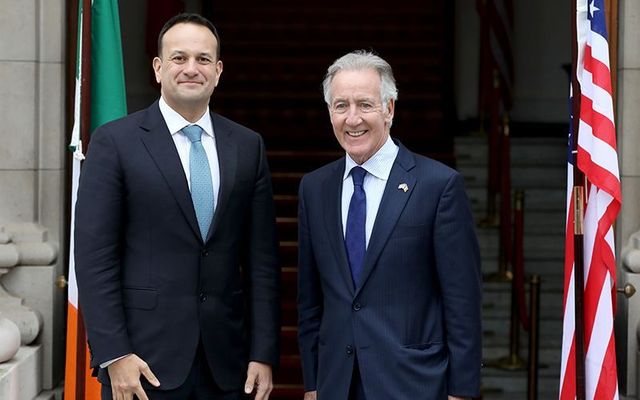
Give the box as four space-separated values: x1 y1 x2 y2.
303 390 317 400
448 396 469 400
107 354 160 400
244 361 273 400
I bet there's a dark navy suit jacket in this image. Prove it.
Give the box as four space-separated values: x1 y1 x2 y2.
75 101 280 391
297 142 482 399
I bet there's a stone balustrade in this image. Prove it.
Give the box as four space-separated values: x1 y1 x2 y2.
0 223 57 347
622 230 640 397
0 223 60 382
0 222 63 398
0 223 66 395
623 231 640 274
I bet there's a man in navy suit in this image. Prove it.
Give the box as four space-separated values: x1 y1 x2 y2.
297 50 482 400
75 13 279 400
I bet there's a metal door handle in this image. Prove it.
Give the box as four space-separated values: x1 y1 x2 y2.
617 283 636 298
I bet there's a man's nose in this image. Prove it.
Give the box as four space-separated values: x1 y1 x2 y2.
183 58 199 74
345 105 362 124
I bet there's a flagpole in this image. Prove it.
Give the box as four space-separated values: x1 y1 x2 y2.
570 0 586 398
75 0 92 398
80 0 92 154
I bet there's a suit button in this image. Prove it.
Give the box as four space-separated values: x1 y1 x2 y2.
352 302 361 311
346 345 354 355
202 249 209 257
199 293 207 303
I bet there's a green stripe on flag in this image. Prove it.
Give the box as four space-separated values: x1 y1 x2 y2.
90 0 127 132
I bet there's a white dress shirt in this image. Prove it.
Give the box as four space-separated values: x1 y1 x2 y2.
159 97 221 209
341 135 399 247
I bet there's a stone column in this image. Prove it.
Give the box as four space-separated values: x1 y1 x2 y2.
0 0 67 391
618 232 640 397
616 1 640 396
0 223 63 392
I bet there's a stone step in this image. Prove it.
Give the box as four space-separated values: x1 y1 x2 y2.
459 164 566 189
511 210 566 235
483 345 560 374
455 136 567 167
481 255 564 275
473 210 565 235
482 289 564 319
454 136 567 399
468 187 566 212
477 234 564 260
483 276 564 294
482 317 562 346
481 368 560 397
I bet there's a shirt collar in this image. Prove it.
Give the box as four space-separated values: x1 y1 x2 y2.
343 135 399 181
159 96 214 138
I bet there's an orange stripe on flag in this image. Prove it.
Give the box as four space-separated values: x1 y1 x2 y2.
85 345 101 400
64 304 79 399
64 304 101 399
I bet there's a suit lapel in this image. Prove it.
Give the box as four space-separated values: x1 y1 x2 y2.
207 113 237 241
355 144 416 296
323 160 355 295
139 101 202 241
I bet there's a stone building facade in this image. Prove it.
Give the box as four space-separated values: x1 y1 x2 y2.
0 0 639 398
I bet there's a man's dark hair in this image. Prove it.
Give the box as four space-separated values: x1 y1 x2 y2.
157 13 221 59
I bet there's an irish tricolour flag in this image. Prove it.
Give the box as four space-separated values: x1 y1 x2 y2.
65 1 127 398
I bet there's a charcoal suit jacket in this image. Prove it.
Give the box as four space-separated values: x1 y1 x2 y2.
75 100 280 391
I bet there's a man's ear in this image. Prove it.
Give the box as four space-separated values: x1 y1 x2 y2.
214 60 223 87
385 99 395 123
152 57 162 84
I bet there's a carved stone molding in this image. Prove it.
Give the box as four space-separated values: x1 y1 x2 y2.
0 270 42 345
0 226 57 268
622 230 640 274
0 223 57 348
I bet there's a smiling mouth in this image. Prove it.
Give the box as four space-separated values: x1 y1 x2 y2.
346 130 366 137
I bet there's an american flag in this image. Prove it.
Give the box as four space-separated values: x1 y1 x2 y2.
559 0 622 399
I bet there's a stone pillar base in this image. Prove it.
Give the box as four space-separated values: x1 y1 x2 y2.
0 345 42 400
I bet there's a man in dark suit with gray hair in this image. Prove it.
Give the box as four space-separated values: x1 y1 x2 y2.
297 50 482 400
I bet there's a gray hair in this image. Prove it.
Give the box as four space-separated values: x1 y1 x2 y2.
322 50 398 110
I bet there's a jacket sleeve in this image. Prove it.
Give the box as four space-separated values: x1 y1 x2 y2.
74 127 132 368
246 136 281 366
296 176 323 391
433 172 483 397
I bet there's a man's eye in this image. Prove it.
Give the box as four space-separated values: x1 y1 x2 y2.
172 56 185 63
360 103 374 111
199 57 212 64
333 104 348 113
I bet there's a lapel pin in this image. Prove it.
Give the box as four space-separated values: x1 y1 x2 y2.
398 183 409 193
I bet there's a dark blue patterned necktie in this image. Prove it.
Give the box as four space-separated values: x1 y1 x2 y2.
345 166 367 287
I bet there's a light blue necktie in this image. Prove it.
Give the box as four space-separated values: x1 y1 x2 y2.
182 125 214 239
345 166 367 288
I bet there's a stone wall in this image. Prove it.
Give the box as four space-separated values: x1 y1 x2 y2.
0 0 67 395
617 0 640 397
0 0 66 244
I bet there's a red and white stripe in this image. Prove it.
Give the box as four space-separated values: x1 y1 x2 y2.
560 1 621 399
